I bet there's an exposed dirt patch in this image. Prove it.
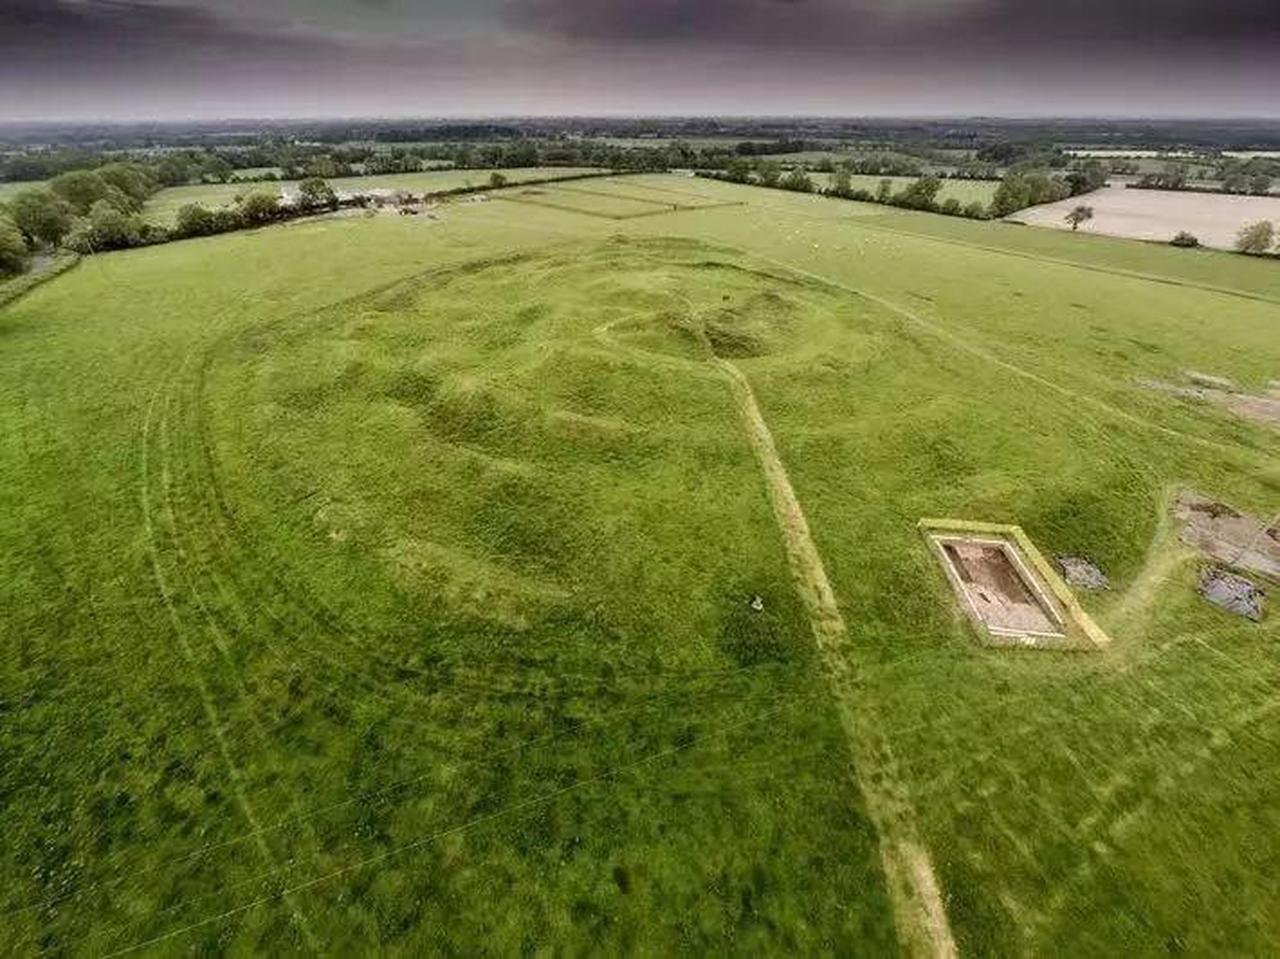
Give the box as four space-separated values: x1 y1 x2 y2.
1223 389 1280 430
1056 555 1110 590
936 538 1063 637
1175 491 1280 582
1138 372 1280 432
1199 566 1266 621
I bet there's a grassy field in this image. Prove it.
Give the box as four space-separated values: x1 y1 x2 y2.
2 174 1278 955
811 173 999 206
142 168 607 225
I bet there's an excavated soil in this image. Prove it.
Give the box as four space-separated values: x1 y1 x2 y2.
938 539 1062 635
1199 567 1266 621
1175 491 1280 581
1139 373 1280 432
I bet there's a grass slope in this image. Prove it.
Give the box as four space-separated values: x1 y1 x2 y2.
2 176 1278 954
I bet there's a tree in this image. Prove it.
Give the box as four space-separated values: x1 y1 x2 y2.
1235 220 1275 255
1161 162 1189 190
963 201 989 219
893 176 942 211
88 200 141 247
488 172 508 189
155 155 193 187
757 160 782 187
0 214 29 276
63 200 144 253
940 197 962 216
1065 160 1107 196
1170 231 1200 248
175 203 218 237
7 189 73 247
1065 205 1094 231
49 170 110 215
875 178 893 203
200 155 234 183
780 169 814 193
830 166 852 197
96 163 156 206
1138 162 1188 191
992 171 1068 216
298 177 338 211
724 157 751 184
1249 173 1274 196
238 191 280 225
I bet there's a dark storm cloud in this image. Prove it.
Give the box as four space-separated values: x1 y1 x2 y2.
0 0 346 79
0 0 1277 118
504 0 1280 54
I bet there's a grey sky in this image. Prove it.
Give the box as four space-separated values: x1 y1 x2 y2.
1 0 1278 120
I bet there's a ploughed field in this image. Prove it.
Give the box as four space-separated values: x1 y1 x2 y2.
2 175 1279 955
1011 182 1280 250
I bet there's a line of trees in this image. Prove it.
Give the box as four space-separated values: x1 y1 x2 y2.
2 139 694 192
0 153 636 276
1 162 163 275
704 162 991 219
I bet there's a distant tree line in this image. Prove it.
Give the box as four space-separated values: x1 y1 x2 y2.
702 160 992 220
0 164 623 278
1124 157 1276 196
3 138 721 190
702 153 1104 221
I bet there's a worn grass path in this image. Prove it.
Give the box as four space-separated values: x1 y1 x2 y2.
714 355 958 958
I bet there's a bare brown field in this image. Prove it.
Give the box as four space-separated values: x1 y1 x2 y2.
1009 184 1280 250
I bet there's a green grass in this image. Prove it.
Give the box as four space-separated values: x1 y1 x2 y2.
143 168 607 225
2 175 1278 954
813 173 999 206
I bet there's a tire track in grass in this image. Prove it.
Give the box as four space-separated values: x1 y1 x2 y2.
713 356 958 959
139 367 320 953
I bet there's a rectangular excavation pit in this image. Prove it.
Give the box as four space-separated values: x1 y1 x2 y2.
920 519 1111 651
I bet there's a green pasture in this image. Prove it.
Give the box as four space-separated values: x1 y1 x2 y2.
142 168 607 225
811 173 999 206
2 174 1278 955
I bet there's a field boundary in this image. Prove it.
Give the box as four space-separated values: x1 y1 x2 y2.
496 192 743 221
649 176 1280 306
714 355 957 958
860 218 1280 308
550 182 727 210
0 254 82 310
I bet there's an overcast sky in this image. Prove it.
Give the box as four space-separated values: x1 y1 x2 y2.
2 0 1278 120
